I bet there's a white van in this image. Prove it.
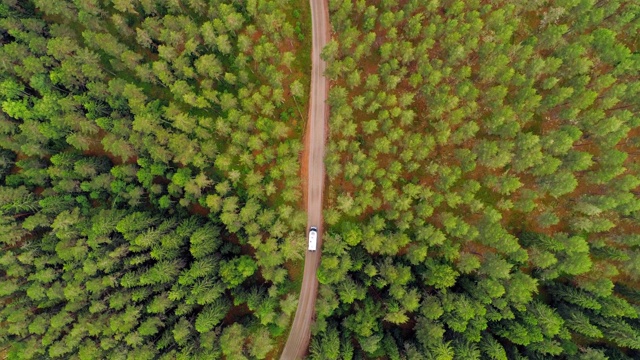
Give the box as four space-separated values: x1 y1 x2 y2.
308 227 318 252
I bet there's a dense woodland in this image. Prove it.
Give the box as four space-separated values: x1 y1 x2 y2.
312 0 640 359
0 0 310 358
2 0 640 359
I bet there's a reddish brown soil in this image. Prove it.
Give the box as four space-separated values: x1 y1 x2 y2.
84 129 137 165
188 202 209 217
222 303 250 326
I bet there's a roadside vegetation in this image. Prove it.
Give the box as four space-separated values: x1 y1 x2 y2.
0 0 310 358
314 0 640 358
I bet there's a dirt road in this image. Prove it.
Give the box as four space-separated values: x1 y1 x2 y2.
280 0 329 358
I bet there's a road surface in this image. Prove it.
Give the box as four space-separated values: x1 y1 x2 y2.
280 0 329 358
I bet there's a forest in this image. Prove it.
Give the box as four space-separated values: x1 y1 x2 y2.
0 0 311 358
1 0 640 359
311 0 640 359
